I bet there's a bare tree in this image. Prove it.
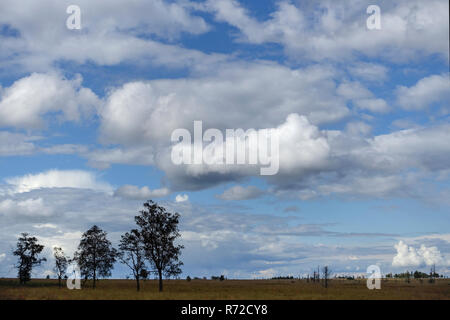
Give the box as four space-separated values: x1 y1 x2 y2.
53 247 69 288
13 233 46 284
74 225 117 288
317 266 320 283
322 266 331 288
118 229 147 291
429 264 436 284
135 200 184 292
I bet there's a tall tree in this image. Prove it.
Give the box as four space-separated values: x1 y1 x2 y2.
13 233 46 284
118 229 147 291
53 247 69 288
74 225 116 288
135 200 184 292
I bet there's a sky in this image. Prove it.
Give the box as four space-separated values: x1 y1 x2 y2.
0 0 449 280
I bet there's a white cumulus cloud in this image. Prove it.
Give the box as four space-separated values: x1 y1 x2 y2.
0 73 100 129
175 194 189 202
392 240 448 267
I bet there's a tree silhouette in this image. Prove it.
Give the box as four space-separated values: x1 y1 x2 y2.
322 266 331 288
13 233 46 284
135 200 183 292
53 247 69 288
74 225 117 288
118 229 147 291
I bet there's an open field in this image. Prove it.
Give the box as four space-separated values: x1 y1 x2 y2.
0 278 449 300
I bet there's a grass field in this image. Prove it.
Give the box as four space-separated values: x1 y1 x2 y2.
0 278 449 300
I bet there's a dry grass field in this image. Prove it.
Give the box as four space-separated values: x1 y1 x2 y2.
0 278 449 300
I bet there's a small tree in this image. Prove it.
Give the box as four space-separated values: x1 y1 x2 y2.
53 247 69 288
135 200 184 292
74 225 117 288
13 233 46 284
118 229 147 291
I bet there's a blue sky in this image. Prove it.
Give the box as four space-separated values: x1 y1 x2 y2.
0 0 449 280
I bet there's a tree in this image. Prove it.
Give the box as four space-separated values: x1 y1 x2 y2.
118 229 147 291
429 264 436 284
13 233 46 284
135 200 184 292
316 266 320 283
322 266 331 288
53 247 69 288
74 225 117 288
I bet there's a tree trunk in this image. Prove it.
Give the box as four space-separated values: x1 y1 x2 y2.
136 276 140 292
93 269 96 289
58 276 61 288
158 269 163 292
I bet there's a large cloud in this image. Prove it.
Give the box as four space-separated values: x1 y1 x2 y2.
204 0 449 62
92 63 450 195
94 62 345 189
392 241 448 267
0 0 221 71
156 113 331 190
277 123 450 199
0 73 100 129
98 62 349 148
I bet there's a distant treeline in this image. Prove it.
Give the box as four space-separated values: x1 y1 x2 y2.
385 271 443 279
